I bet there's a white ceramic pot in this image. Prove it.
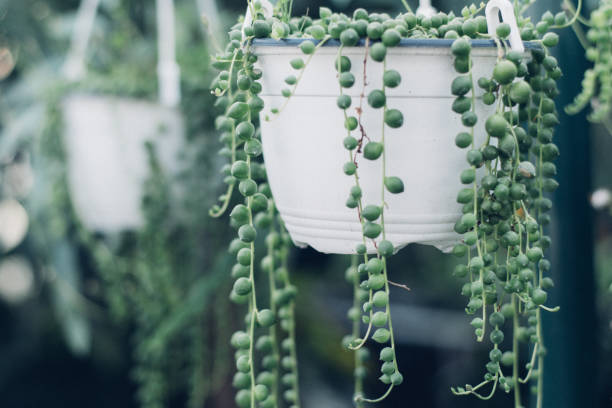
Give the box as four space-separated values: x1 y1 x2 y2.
255 39 517 255
62 94 183 233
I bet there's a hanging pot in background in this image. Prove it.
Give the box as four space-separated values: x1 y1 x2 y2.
61 0 183 233
62 94 183 232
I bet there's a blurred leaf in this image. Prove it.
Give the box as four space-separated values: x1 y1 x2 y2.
49 239 91 356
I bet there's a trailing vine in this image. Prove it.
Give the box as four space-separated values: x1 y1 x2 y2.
38 85 231 408
565 0 612 134
211 18 300 408
211 1 564 407
332 27 407 404
448 24 561 406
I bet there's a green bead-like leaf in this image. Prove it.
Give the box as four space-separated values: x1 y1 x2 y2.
384 176 404 194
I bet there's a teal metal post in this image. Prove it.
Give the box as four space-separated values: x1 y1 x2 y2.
539 2 598 407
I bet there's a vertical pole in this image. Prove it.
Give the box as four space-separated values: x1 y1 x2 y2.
538 2 598 407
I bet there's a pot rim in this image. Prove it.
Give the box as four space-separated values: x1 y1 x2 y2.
252 38 540 50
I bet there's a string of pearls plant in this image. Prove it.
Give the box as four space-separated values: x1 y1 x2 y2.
210 1 570 406
448 24 561 408
210 25 300 408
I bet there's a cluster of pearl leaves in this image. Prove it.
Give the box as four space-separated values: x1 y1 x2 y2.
210 0 565 406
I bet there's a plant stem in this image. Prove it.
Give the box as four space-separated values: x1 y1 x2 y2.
381 58 387 239
268 37 330 120
358 56 399 405
512 294 522 408
467 51 486 342
336 44 373 351
279 227 301 408
248 304 257 408
383 259 397 368
243 98 261 408
519 343 538 383
209 123 236 217
536 307 543 408
400 0 413 13
287 303 301 407
267 212 280 408
351 255 364 407
552 0 583 28
380 59 399 377
247 0 256 24
357 385 394 403
210 50 241 218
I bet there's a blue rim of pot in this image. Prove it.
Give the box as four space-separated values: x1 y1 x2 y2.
252 38 541 49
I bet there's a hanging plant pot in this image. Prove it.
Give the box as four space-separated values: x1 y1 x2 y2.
62 94 183 233
256 39 532 254
213 0 564 405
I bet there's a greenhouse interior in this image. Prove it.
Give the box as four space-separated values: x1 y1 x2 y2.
0 0 610 407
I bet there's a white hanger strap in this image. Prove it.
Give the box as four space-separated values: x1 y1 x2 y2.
156 0 181 107
416 0 437 18
63 0 101 81
485 0 525 52
63 0 181 106
242 0 275 34
196 0 222 39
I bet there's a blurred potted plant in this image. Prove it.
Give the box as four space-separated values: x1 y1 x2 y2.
208 0 575 406
61 0 184 233
1 1 234 407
